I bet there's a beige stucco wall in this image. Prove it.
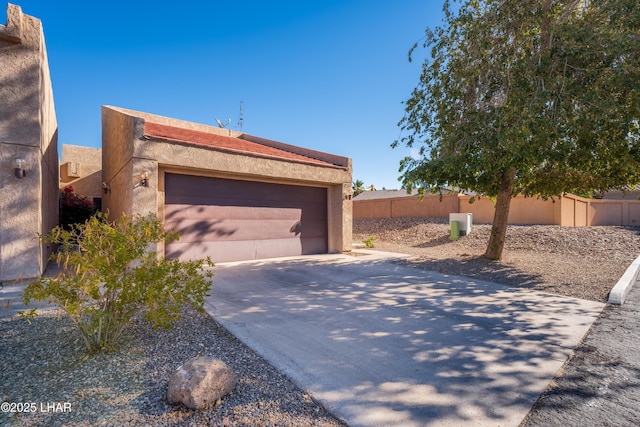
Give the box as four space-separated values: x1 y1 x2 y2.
0 4 58 281
102 106 353 255
459 194 560 225
558 194 640 227
101 106 138 218
60 144 103 199
354 193 459 219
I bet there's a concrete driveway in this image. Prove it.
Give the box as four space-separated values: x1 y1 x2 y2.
204 250 604 427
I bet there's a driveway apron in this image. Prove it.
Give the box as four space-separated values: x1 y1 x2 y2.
204 251 604 427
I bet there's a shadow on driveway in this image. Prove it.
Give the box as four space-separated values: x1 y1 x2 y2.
205 252 604 427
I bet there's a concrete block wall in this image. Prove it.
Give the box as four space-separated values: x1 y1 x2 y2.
354 193 459 220
354 192 640 227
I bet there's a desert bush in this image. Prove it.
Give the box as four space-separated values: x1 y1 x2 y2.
363 236 376 248
22 213 213 354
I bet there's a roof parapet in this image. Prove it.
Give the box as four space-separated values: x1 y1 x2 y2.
240 134 350 169
0 3 23 44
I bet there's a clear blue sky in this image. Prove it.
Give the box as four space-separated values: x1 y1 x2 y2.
10 1 443 190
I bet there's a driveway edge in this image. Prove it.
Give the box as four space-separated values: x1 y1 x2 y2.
608 254 640 305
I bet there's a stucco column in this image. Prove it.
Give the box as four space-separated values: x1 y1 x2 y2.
327 181 353 253
0 145 42 280
131 158 159 217
342 181 353 252
0 4 58 281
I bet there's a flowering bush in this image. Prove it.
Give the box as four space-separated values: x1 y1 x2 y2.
59 186 95 229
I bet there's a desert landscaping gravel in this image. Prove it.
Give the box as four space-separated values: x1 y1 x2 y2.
2 217 639 426
354 217 640 302
0 306 346 427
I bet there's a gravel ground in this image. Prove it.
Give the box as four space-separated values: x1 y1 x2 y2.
354 217 640 302
0 306 346 427
2 217 638 426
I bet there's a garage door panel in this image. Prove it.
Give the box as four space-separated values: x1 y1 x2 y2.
165 195 326 215
165 204 305 221
165 202 326 221
167 239 305 264
165 219 239 242
254 238 304 260
167 191 324 206
164 173 328 262
167 240 256 263
295 219 327 238
299 237 329 256
166 176 327 205
166 219 323 242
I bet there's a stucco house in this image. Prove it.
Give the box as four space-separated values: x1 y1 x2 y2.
1 2 352 282
0 3 58 282
59 144 103 207
101 106 353 263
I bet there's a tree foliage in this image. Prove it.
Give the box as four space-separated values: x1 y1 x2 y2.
352 179 366 197
394 0 640 259
22 213 214 354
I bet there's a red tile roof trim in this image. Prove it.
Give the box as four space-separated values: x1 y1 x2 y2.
143 122 343 168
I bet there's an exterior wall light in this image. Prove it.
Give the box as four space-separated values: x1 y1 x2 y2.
14 158 26 179
134 169 150 188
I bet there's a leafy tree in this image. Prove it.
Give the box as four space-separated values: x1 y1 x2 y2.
352 179 366 197
22 213 213 354
394 0 640 259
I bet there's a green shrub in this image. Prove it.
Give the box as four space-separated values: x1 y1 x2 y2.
363 236 376 248
22 213 213 354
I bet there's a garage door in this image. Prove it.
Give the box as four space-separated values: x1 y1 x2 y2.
164 173 328 263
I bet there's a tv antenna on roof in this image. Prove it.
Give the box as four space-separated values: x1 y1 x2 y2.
238 100 244 132
216 118 231 128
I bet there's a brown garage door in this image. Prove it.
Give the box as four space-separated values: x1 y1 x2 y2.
164 173 328 263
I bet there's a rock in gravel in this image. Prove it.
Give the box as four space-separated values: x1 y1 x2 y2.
167 356 236 409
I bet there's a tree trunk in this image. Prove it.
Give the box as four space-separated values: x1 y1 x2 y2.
541 0 551 49
483 167 516 260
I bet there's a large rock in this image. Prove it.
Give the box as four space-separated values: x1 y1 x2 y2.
167 356 236 409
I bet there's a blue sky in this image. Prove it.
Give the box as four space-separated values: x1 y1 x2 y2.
10 1 443 190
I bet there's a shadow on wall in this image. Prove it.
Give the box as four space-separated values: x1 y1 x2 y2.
0 63 40 141
41 129 59 267
161 177 329 262
163 206 238 260
163 208 327 262
62 170 103 200
0 62 48 281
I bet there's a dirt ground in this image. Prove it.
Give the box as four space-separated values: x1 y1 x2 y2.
353 217 640 303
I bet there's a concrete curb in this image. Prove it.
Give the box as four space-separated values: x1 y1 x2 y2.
608 254 640 305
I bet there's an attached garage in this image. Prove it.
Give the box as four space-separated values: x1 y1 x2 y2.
164 174 328 263
101 106 352 264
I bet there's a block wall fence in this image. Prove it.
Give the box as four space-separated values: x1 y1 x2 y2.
354 193 640 227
